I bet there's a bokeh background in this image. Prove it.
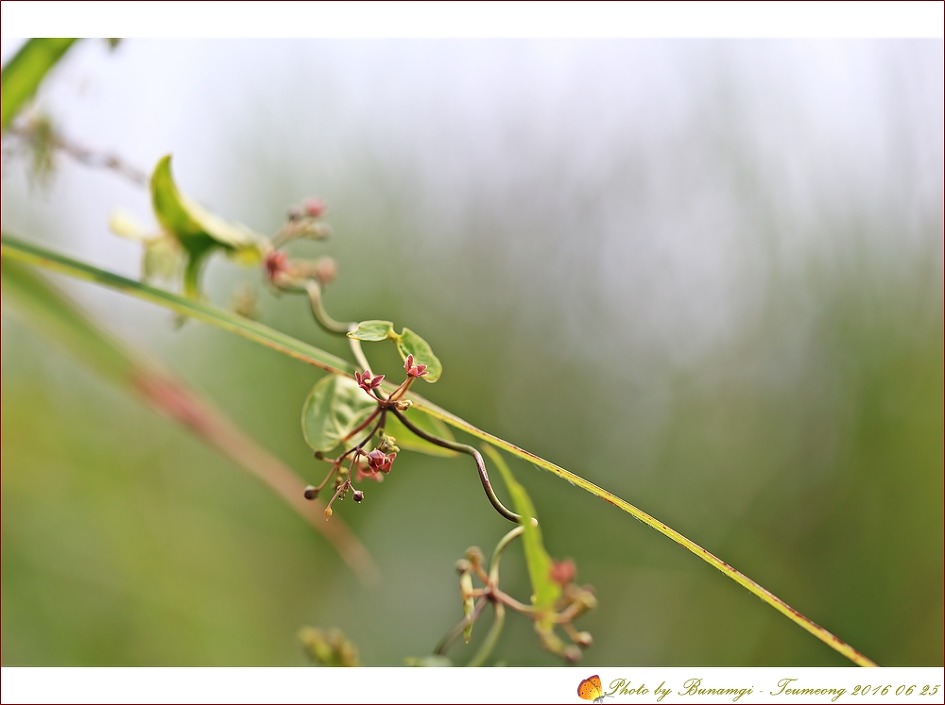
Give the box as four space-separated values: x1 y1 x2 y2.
2 38 942 666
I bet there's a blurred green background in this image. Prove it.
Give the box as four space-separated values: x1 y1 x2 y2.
1 39 942 666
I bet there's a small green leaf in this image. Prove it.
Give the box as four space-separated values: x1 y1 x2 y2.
149 155 266 298
1 38 78 130
486 446 561 626
384 411 458 458
347 319 395 342
301 375 377 453
396 327 442 383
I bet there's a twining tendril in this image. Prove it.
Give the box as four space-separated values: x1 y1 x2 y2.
391 407 520 523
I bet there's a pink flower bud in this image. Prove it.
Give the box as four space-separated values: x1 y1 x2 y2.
549 558 577 586
265 250 289 282
403 354 428 378
366 448 396 473
304 198 326 218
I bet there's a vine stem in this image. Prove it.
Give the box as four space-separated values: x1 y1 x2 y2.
466 602 505 667
0 234 878 667
347 336 371 376
304 280 351 335
489 526 525 584
434 596 488 656
391 407 520 524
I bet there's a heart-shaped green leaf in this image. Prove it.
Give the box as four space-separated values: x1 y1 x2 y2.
347 319 395 342
301 375 377 454
396 327 442 383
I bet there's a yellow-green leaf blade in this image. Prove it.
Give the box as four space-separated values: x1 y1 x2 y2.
149 155 266 297
1 38 78 129
150 155 206 243
486 446 561 621
150 154 264 256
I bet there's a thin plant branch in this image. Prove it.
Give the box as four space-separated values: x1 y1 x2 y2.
6 121 148 186
305 280 353 335
434 596 488 657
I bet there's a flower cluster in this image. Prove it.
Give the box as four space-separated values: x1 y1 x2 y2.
443 532 596 664
264 246 336 290
280 197 331 242
262 196 336 294
537 560 597 662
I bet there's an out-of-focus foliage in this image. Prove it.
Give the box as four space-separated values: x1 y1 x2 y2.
1 38 941 666
0 38 76 129
1 258 136 383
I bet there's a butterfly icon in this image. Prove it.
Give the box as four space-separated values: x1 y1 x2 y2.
577 674 611 703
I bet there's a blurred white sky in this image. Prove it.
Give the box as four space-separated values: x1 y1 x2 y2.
1 29 942 375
